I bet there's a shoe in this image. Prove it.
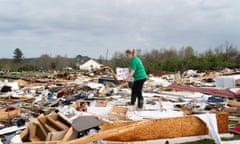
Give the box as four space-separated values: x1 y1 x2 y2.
127 102 134 105
138 100 144 109
137 105 143 109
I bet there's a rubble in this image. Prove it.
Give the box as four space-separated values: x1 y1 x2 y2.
0 68 240 143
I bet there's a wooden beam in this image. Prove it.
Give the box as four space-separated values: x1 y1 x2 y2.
68 120 153 144
60 127 74 143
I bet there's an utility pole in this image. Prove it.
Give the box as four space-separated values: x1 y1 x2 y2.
105 48 108 65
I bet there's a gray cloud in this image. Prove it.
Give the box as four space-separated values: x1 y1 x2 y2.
0 0 239 59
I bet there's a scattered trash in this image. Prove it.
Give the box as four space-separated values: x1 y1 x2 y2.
0 68 239 143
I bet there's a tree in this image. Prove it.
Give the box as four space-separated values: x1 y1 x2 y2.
35 54 52 71
183 46 195 58
109 51 128 70
13 48 24 64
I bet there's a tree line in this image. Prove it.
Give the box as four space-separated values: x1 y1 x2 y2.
1 43 240 73
108 43 240 73
0 48 77 72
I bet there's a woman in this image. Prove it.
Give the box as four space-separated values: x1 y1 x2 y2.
125 49 147 109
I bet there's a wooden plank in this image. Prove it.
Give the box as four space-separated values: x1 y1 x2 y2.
49 113 72 127
68 120 153 144
31 119 48 140
49 130 68 141
29 123 37 140
101 112 228 141
29 137 41 142
60 127 74 143
227 99 240 107
18 141 60 144
20 127 29 139
45 123 57 132
46 117 67 130
49 113 58 120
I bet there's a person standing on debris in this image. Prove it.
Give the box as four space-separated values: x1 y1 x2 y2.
124 49 147 109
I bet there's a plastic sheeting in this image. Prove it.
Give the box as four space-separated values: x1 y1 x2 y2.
195 113 222 144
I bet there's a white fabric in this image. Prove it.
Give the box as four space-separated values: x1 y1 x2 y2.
200 94 212 102
57 105 79 116
10 135 22 143
195 113 222 144
87 82 104 89
146 77 171 87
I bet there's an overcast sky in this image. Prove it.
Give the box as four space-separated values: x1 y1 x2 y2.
0 0 239 59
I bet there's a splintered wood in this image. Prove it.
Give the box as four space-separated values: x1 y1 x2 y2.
15 112 228 144
68 119 153 144
100 112 228 142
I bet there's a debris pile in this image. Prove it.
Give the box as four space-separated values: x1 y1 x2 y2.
0 68 240 143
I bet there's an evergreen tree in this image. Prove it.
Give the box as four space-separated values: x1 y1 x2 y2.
13 48 24 64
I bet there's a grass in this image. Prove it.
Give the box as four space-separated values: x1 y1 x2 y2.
178 139 215 144
177 133 240 144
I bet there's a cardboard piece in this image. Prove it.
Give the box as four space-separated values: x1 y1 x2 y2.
108 106 128 121
95 100 108 107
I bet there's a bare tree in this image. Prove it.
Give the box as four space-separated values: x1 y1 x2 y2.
35 54 53 71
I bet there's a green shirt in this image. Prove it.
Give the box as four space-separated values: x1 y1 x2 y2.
130 56 147 80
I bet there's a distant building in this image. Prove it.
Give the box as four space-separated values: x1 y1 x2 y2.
62 66 73 71
78 59 103 71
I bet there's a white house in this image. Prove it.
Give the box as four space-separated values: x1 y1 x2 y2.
78 59 102 71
